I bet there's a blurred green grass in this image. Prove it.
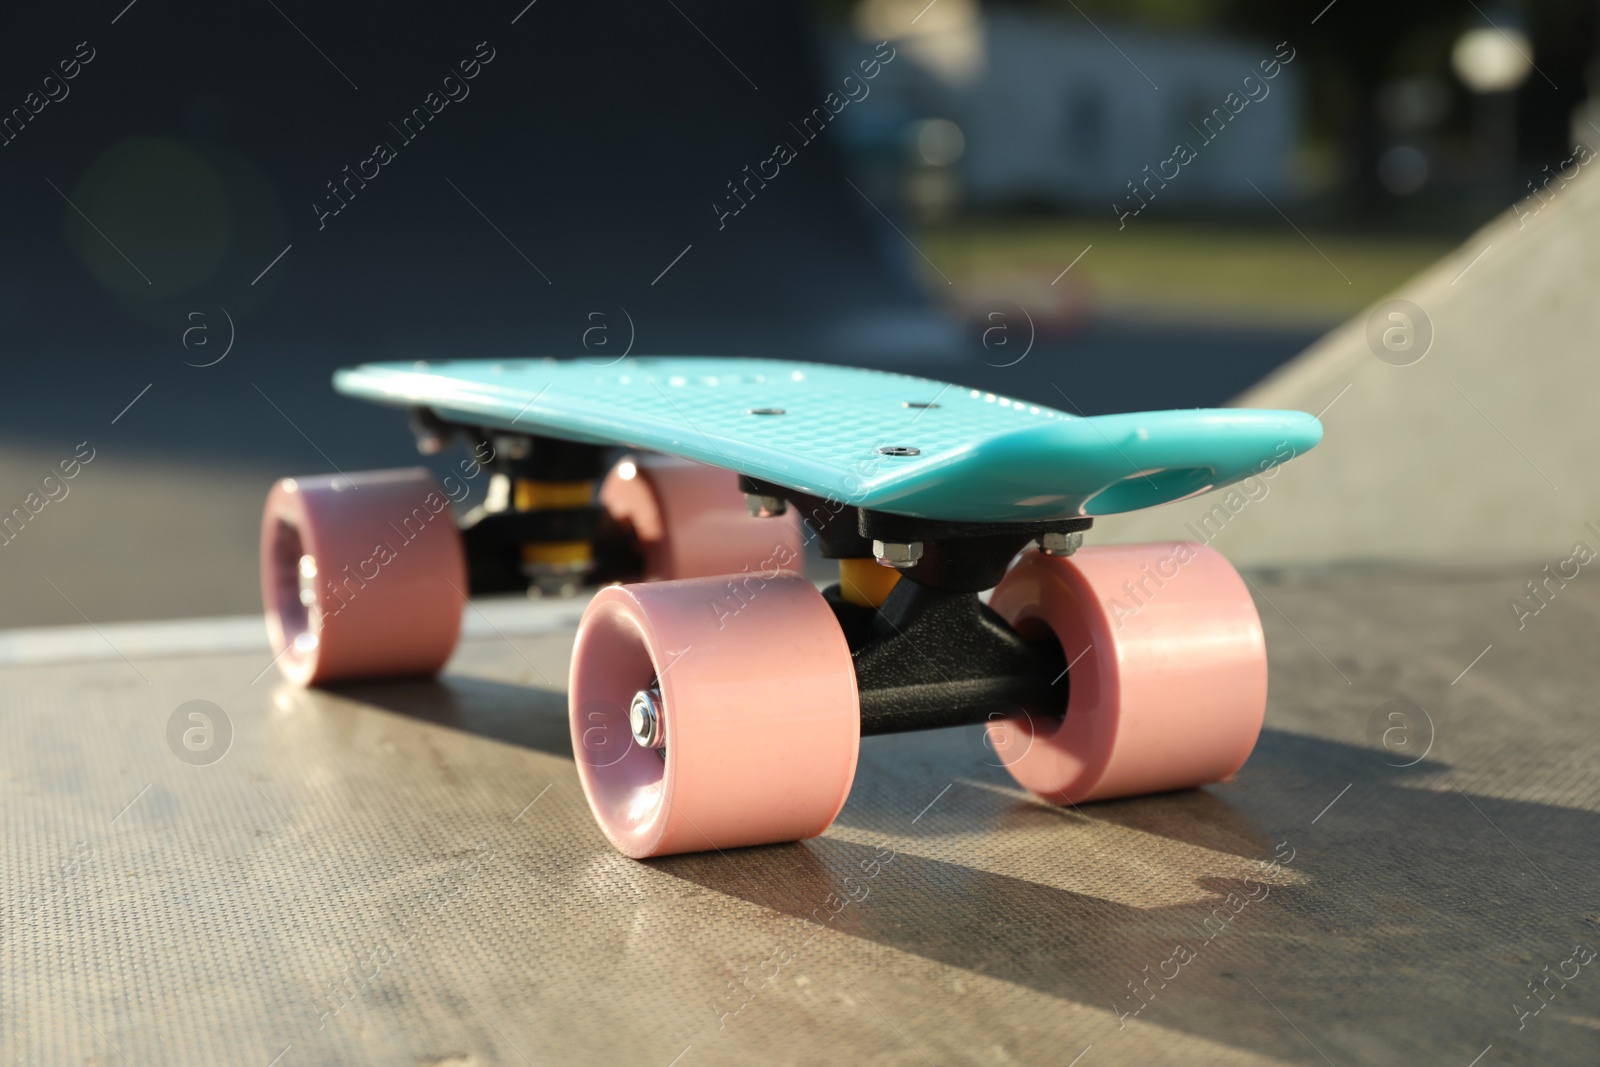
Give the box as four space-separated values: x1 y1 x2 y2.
923 219 1454 326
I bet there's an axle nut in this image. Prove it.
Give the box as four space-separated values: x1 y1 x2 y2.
872 540 923 570
1037 531 1083 557
744 493 788 518
629 687 665 749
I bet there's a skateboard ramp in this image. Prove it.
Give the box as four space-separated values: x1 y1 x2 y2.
5 570 1597 1065
1095 168 1600 566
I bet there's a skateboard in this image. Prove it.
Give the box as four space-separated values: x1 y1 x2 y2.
260 357 1322 858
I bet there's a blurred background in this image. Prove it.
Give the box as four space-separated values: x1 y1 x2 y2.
1 0 1592 626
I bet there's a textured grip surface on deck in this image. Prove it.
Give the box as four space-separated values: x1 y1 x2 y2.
335 358 1322 522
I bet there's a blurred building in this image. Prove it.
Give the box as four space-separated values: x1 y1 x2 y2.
831 2 1304 214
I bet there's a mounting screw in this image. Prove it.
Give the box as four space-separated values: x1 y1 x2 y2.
875 445 921 457
873 540 923 570
629 687 665 749
1037 531 1083 557
744 493 788 518
747 407 786 416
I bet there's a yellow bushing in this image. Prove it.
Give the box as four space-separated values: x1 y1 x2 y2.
522 540 593 568
513 479 593 510
514 480 595 574
839 557 900 608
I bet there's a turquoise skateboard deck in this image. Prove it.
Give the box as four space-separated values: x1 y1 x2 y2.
334 357 1322 524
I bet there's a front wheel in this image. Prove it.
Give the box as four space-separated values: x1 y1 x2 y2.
986 542 1268 804
568 572 859 858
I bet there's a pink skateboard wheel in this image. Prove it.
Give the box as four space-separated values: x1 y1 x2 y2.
599 454 803 581
260 468 466 686
569 573 859 858
987 543 1267 804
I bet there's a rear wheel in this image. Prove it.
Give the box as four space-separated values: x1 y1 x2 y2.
260 468 466 686
986 542 1267 803
599 453 803 581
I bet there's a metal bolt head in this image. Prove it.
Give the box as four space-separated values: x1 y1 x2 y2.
408 409 452 455
522 556 590 599
744 493 788 518
1037 531 1084 557
872 540 924 570
527 575 582 599
491 433 531 460
629 688 665 748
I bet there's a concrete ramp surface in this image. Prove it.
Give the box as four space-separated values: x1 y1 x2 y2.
3 575 1596 1065
1099 167 1600 567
